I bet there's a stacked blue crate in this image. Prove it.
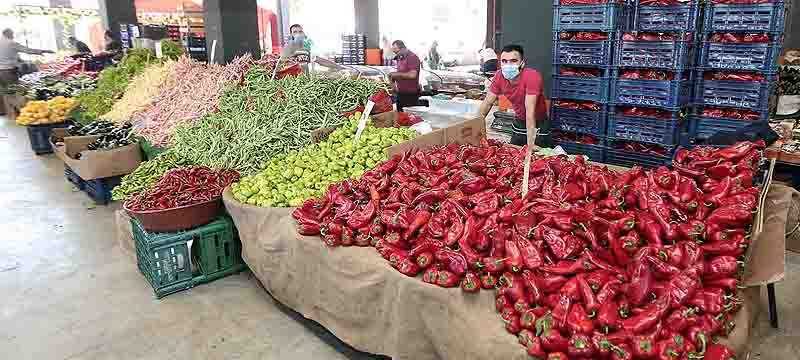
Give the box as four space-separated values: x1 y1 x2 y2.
551 0 632 162
605 0 700 168
691 1 786 144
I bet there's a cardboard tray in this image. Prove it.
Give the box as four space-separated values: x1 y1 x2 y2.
50 128 142 181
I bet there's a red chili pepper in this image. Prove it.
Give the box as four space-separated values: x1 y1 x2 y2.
472 192 500 216
680 242 703 270
458 176 488 195
667 267 701 309
551 295 572 331
547 352 568 360
567 303 595 335
690 288 727 315
576 274 599 315
646 255 681 279
627 260 654 306
411 189 446 206
665 306 699 333
436 270 460 288
504 313 523 334
347 200 377 230
499 198 524 223
704 256 741 280
540 274 570 292
460 271 481 293
568 333 596 358
704 277 740 292
704 344 736 360
560 277 582 301
495 294 509 312
415 251 435 269
481 272 498 289
396 257 421 277
521 270 543 303
517 240 544 270
622 297 669 334
632 330 659 359
499 272 527 304
527 337 547 359
596 279 622 304
518 328 536 348
434 248 468 275
597 300 621 332
504 240 524 272
706 205 753 233
537 315 570 352
403 209 431 240
656 334 685 360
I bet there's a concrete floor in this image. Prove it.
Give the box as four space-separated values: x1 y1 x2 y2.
0 116 798 360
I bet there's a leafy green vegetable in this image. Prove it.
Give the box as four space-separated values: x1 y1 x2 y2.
76 49 159 120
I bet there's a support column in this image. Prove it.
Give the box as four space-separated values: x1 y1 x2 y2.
497 0 553 95
97 0 137 39
353 0 379 48
204 0 261 64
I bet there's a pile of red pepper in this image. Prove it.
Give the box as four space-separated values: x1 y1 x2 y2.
619 107 675 120
125 166 240 211
620 70 677 81
708 33 771 44
611 140 672 157
553 131 602 145
293 139 764 360
622 32 693 42
703 71 766 82
559 32 610 41
560 67 601 78
554 100 602 112
700 107 762 121
639 0 694 5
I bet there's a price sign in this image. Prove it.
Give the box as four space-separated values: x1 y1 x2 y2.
353 100 375 143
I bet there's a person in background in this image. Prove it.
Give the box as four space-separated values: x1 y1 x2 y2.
427 41 441 70
479 47 498 74
68 36 91 54
389 40 422 112
477 44 549 148
381 36 393 66
288 24 313 52
104 30 122 52
0 28 52 92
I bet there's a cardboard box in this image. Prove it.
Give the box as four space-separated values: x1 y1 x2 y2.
50 128 142 180
386 116 486 157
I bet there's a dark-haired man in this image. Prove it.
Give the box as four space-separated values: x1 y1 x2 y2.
389 40 421 111
478 44 548 147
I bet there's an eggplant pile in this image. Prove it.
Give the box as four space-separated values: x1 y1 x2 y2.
86 123 135 151
67 120 118 136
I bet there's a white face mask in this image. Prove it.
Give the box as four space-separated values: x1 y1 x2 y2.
501 64 521 80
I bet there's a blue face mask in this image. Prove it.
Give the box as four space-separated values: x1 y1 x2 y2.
501 64 521 80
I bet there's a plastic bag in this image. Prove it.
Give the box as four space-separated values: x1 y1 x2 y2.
560 66 600 78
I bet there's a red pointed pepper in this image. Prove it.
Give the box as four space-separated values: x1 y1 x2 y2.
568 333 596 358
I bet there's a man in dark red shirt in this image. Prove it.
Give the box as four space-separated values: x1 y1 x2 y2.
389 40 421 111
478 44 549 148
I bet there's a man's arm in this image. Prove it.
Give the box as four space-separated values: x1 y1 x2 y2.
525 94 538 145
12 42 50 55
389 69 418 81
478 91 498 118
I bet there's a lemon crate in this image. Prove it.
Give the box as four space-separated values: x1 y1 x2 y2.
132 215 246 299
550 106 608 137
689 107 770 141
607 106 686 146
694 73 777 111
552 1 631 32
26 122 68 155
553 34 615 67
551 66 612 103
615 35 696 71
699 40 782 72
704 2 786 34
610 73 693 110
632 1 701 32
605 139 676 168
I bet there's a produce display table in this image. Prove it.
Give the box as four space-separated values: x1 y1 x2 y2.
221 186 776 360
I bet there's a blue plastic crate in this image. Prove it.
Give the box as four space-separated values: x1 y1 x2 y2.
605 139 675 168
607 107 685 145
633 2 701 32
553 37 615 66
700 41 782 72
694 75 776 111
554 140 606 162
64 165 85 190
615 37 695 70
553 3 630 32
550 106 608 136
689 114 769 140
704 2 786 33
25 122 69 155
611 75 693 109
551 66 612 103
84 175 122 205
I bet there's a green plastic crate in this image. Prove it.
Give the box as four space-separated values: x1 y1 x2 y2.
131 216 246 299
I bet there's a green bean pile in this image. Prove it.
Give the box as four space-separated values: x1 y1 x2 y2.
169 67 386 175
111 151 188 201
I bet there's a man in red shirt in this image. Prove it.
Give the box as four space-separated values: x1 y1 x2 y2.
478 44 549 147
389 40 421 111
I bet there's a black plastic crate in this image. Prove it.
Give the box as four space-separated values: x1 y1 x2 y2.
615 35 695 71
553 35 615 67
551 66 612 103
607 106 685 146
699 40 782 72
704 2 786 34
555 141 606 162
693 74 776 111
550 106 608 137
84 175 123 205
633 1 701 32
25 122 69 155
605 139 676 168
552 2 631 32
611 74 693 110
